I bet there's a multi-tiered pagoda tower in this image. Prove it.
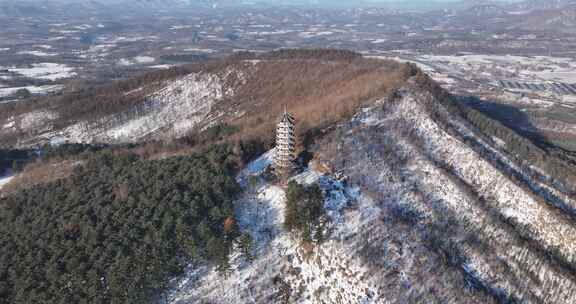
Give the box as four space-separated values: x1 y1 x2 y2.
274 107 296 178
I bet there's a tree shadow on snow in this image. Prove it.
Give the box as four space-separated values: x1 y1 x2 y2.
456 95 551 148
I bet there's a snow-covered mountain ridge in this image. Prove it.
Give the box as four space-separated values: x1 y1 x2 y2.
4 52 576 303
312 83 576 302
0 52 403 149
59 71 236 143
158 77 576 303
0 64 250 147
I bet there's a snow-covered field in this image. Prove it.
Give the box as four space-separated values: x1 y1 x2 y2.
116 58 132 66
371 52 576 94
298 31 334 38
149 64 174 70
117 56 156 66
183 48 215 53
0 85 65 98
134 56 155 64
419 54 576 87
8 63 76 81
170 25 195 30
77 43 117 60
17 50 58 57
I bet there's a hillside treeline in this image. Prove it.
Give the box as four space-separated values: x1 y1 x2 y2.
0 149 30 175
219 54 410 149
284 181 326 243
0 145 242 304
0 49 409 149
0 49 368 129
231 48 363 61
411 68 576 193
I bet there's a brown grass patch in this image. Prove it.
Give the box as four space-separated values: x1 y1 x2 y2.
2 159 83 194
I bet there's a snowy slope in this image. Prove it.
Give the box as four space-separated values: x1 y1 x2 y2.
164 79 576 303
60 71 236 143
165 151 387 304
1 67 247 147
316 84 576 303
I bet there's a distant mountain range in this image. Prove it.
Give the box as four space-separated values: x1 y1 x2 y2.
510 0 576 10
0 0 575 16
0 0 218 17
2 0 576 32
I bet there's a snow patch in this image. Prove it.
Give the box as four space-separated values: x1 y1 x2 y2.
0 85 64 98
17 50 58 57
183 48 215 53
237 149 275 183
116 58 132 66
149 64 174 69
9 63 75 81
134 56 155 64
0 172 14 191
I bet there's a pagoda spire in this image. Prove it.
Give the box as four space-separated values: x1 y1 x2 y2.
274 106 296 179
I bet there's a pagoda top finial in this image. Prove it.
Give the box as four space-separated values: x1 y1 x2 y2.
280 105 294 124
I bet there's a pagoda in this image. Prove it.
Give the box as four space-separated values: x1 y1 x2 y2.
274 106 296 178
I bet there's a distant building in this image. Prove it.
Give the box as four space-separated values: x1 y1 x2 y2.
274 106 296 176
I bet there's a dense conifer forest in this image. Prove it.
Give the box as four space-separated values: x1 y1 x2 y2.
284 181 326 243
0 145 242 304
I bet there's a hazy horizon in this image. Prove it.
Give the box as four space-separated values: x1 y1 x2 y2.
0 0 532 13
251 0 526 10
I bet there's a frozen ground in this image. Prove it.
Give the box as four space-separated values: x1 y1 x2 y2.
370 52 576 93
54 67 246 143
0 85 65 98
0 170 14 192
116 56 155 66
165 150 377 304
338 86 576 303
17 50 58 57
183 48 215 53
134 56 156 64
163 83 576 303
0 62 259 147
8 63 76 81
